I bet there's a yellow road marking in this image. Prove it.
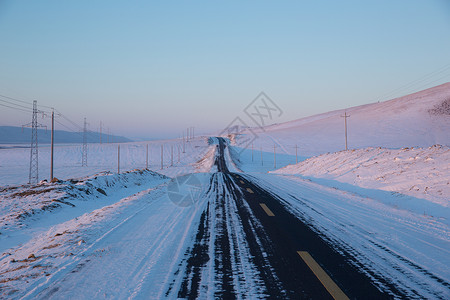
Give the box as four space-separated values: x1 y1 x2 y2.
240 180 245 184
297 251 349 300
259 203 275 216
246 188 254 194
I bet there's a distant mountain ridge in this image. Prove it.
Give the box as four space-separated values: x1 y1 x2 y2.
0 126 132 144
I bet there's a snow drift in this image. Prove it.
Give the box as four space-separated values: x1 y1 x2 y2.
272 145 450 209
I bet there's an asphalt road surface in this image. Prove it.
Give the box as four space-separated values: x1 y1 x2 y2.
2 134 444 299
177 137 399 299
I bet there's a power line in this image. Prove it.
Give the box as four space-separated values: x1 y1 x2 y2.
0 92 112 145
0 98 33 111
54 119 102 142
54 119 83 135
410 72 450 93
379 64 450 99
0 93 54 110
55 110 84 131
0 102 32 113
55 110 103 142
377 63 450 102
0 93 31 105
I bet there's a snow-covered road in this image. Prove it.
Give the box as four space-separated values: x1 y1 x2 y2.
246 173 450 299
1 137 449 299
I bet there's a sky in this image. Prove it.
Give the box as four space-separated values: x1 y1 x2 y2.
1 0 449 140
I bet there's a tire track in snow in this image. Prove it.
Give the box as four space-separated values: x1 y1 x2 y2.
175 139 276 299
177 203 211 299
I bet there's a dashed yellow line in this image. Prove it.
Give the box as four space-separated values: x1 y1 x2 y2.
246 188 254 194
259 203 275 216
297 251 349 300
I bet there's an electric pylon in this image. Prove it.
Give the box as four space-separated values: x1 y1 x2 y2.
82 117 88 166
22 100 46 184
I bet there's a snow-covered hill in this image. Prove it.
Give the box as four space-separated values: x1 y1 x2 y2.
239 82 450 156
272 145 450 208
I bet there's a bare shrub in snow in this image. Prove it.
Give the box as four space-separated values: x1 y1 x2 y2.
428 98 450 115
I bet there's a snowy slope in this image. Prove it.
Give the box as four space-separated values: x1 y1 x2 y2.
0 174 212 299
248 173 450 299
272 145 450 207
236 82 450 156
0 170 169 252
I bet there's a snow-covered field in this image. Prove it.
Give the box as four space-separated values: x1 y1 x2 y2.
272 145 450 207
0 138 449 298
0 170 169 252
0 172 213 298
0 84 449 298
0 137 215 247
0 138 217 298
0 136 210 186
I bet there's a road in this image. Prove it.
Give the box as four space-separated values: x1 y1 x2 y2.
177 137 394 299
13 137 418 299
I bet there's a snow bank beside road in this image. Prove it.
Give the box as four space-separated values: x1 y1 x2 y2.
0 169 168 230
272 145 450 207
194 144 217 173
247 173 450 299
0 169 169 252
0 177 209 299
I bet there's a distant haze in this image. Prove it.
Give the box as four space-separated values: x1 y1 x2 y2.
0 126 131 145
0 1 449 139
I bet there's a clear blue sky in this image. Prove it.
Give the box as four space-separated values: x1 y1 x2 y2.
1 0 449 140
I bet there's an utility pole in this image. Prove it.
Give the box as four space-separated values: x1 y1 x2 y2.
50 109 55 180
146 144 149 169
82 117 88 167
117 144 120 174
274 144 276 169
261 146 263 166
182 131 186 153
295 144 298 164
192 127 195 139
341 111 350 151
99 121 102 144
186 128 189 142
22 100 46 184
161 144 163 169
